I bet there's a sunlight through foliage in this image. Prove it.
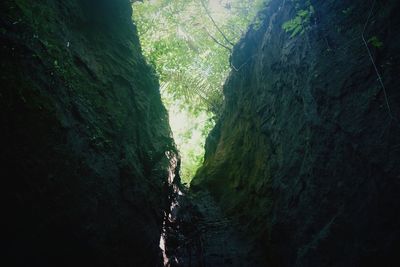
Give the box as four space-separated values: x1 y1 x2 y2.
132 0 266 184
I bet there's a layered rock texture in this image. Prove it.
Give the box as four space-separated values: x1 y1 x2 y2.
1 0 177 266
192 0 400 266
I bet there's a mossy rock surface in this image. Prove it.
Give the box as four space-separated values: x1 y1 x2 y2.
192 0 400 266
1 0 177 266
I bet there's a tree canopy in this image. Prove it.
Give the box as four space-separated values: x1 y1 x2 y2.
132 0 266 184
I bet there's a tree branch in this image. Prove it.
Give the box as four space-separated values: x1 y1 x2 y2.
200 0 235 47
204 28 232 52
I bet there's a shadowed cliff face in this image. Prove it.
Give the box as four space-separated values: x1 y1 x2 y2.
192 0 400 266
1 0 177 266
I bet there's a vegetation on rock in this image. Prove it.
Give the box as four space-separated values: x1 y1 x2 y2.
282 0 314 37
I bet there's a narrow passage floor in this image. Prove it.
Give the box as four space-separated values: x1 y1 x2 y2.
165 190 263 267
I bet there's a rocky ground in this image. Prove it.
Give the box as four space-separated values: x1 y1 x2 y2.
165 190 264 267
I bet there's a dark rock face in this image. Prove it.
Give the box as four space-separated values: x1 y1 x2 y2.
1 0 177 266
192 0 400 266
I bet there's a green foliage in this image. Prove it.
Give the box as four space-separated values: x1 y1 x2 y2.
132 0 265 183
368 36 383 48
133 0 265 114
282 0 314 37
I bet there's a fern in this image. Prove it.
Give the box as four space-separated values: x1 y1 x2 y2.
282 4 314 38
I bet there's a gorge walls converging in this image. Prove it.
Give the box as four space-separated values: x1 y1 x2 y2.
2 0 400 266
192 0 400 266
1 0 178 266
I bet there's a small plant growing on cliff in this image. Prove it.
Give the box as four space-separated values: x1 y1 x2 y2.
282 2 314 37
368 36 383 48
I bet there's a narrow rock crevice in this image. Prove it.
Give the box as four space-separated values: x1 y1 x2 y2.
2 0 400 266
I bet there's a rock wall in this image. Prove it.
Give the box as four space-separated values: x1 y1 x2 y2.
1 0 177 266
192 0 400 266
